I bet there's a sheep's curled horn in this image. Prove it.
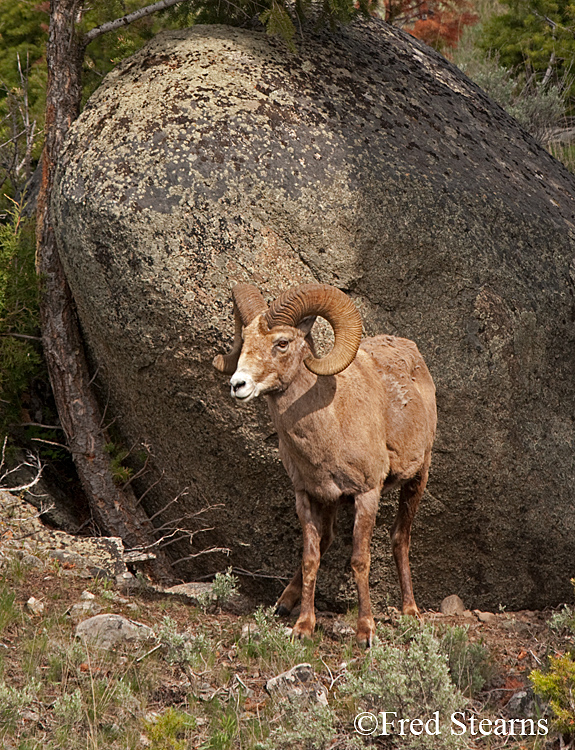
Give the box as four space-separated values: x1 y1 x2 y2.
213 283 363 376
212 284 267 374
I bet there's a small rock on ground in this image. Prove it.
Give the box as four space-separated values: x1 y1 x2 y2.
115 571 142 595
75 613 154 648
21 553 43 568
159 582 214 601
69 600 102 623
440 594 466 616
26 596 44 615
266 663 328 705
505 688 548 719
475 610 497 624
241 623 260 641
332 620 355 638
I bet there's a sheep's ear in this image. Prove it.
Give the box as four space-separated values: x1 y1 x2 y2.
297 316 316 336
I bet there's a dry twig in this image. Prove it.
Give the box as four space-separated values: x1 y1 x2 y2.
0 436 44 492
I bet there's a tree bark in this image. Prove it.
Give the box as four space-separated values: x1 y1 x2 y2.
36 0 173 580
84 0 185 44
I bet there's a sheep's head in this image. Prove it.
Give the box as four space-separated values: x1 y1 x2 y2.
213 284 363 402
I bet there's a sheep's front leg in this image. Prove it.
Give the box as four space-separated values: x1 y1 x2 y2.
352 488 379 648
276 503 336 617
291 491 324 640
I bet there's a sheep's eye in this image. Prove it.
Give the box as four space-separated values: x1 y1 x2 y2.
275 339 289 351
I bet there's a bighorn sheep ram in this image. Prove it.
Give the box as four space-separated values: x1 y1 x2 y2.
213 283 436 646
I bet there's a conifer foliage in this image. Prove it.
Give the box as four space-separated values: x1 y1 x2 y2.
479 0 575 98
163 0 372 51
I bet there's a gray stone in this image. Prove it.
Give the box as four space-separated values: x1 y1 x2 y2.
26 597 44 616
75 614 154 648
49 549 87 568
266 664 315 696
161 582 214 601
115 571 141 595
0 491 128 581
332 620 355 638
241 623 260 641
440 595 466 616
69 600 102 622
311 684 329 707
52 22 575 612
475 610 497 624
21 554 43 568
505 688 548 719
46 538 126 578
266 663 327 704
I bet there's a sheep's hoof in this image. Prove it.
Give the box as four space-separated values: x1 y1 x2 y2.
292 618 315 640
356 616 375 648
356 633 372 649
275 604 291 617
356 628 375 649
402 602 420 617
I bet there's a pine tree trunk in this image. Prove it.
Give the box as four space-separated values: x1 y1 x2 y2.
35 0 173 581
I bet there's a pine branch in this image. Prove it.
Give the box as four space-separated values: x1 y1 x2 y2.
82 0 186 45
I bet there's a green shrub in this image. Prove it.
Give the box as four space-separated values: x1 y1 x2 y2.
201 703 240 750
145 707 196 750
212 568 239 602
531 653 575 738
0 680 38 733
256 703 340 750
52 687 84 731
341 623 467 749
162 0 371 52
549 604 575 635
240 607 314 672
384 617 492 697
439 625 492 697
197 568 239 612
47 640 86 684
477 0 575 104
157 616 213 671
547 141 575 173
530 579 575 738
103 441 134 484
548 580 575 635
0 200 41 435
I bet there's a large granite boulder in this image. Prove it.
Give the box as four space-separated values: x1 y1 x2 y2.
52 20 575 611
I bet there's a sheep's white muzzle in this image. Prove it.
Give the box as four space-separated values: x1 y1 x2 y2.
230 371 258 402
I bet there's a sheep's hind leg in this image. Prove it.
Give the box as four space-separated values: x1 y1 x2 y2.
275 571 302 616
352 488 379 647
390 454 430 617
276 501 336 617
